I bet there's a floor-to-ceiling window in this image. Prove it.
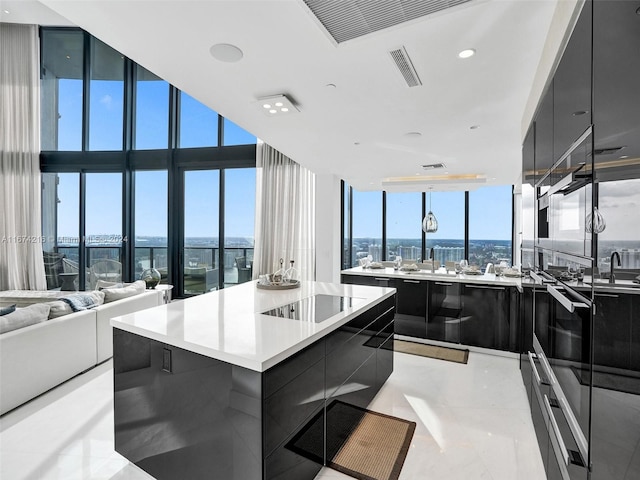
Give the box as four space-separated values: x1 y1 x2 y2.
351 190 383 265
468 185 513 268
342 185 514 269
385 192 422 262
40 27 257 296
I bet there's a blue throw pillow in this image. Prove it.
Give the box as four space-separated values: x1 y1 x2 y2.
0 304 16 316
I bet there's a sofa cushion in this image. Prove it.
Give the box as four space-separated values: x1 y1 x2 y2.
0 304 16 316
101 280 146 303
60 291 105 312
46 300 74 319
0 303 51 334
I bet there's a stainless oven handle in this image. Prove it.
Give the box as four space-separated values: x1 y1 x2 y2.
533 335 556 387
544 395 570 480
403 279 420 284
434 282 453 286
547 284 589 313
374 278 389 281
527 352 543 386
557 394 589 463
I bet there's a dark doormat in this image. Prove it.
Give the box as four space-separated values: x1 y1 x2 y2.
287 400 416 480
571 366 640 396
394 340 469 364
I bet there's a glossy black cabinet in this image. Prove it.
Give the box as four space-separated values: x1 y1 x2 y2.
340 273 394 289
427 280 461 343
394 278 427 338
552 0 592 161
535 82 554 179
593 0 640 182
460 284 513 351
114 295 395 480
593 291 633 370
632 294 640 371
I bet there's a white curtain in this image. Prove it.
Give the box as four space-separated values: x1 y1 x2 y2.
253 141 316 281
0 24 47 290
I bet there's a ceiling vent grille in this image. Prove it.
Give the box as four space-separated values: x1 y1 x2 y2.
389 46 422 87
422 163 446 170
303 0 473 44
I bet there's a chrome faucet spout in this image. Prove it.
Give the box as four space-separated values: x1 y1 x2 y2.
610 251 621 284
429 248 435 272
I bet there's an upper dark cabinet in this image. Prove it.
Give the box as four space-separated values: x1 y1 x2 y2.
593 0 640 181
535 83 554 178
553 0 592 161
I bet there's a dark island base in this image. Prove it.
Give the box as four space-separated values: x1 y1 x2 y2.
113 295 395 480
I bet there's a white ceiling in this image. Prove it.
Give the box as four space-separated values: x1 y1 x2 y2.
2 0 576 192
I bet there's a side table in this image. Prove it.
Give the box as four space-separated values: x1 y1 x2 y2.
154 284 174 304
59 272 78 291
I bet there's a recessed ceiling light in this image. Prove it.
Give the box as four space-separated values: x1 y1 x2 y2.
3 10 9 14
209 43 243 62
255 94 299 116
404 131 422 138
66 55 70 59
572 110 588 116
325 83 337 89
354 142 360 146
620 155 629 159
470 125 480 130
458 49 476 59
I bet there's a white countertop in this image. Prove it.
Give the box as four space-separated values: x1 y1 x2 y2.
110 281 395 372
342 266 524 290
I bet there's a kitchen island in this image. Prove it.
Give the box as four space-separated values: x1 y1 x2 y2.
110 281 396 480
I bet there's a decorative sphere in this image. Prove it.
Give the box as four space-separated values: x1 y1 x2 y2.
141 268 161 289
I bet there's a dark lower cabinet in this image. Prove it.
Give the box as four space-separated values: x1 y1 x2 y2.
461 284 513 351
394 278 427 338
593 292 632 370
427 280 461 343
114 295 395 480
632 295 640 371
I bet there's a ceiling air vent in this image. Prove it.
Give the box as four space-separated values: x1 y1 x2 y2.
389 46 422 87
422 163 446 170
303 0 473 44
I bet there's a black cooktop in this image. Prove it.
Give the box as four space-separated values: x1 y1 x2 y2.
262 294 361 323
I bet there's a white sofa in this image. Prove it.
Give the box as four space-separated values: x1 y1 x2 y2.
0 288 163 415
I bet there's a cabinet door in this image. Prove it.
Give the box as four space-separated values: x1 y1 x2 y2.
460 284 509 349
593 292 632 370
427 280 461 343
632 295 640 371
535 83 554 179
553 0 592 160
394 278 427 338
593 0 640 182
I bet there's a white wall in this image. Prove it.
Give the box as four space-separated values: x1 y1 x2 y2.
315 174 341 283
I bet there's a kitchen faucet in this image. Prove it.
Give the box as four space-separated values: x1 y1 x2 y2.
609 251 621 284
429 248 435 272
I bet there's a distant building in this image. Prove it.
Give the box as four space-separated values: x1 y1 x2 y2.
398 245 419 261
368 244 382 262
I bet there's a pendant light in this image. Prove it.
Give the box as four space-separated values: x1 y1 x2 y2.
422 192 438 233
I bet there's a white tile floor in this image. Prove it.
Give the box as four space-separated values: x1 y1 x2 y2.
0 350 545 480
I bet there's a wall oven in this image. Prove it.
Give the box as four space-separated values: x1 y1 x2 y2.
530 126 595 480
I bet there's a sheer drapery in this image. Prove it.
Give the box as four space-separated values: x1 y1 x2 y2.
253 141 315 281
0 24 47 290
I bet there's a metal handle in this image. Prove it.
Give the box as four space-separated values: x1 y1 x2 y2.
374 278 389 281
403 279 420 284
533 335 556 387
434 282 453 286
556 394 589 463
529 271 543 284
544 395 570 470
594 293 618 298
465 284 506 290
527 352 543 386
547 285 588 313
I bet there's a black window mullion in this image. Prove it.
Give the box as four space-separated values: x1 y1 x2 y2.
421 192 426 262
218 114 224 146
381 191 387 261
122 166 133 282
126 60 135 151
79 172 87 289
219 169 225 288
464 191 470 261
169 87 179 149
82 32 90 152
348 186 353 268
